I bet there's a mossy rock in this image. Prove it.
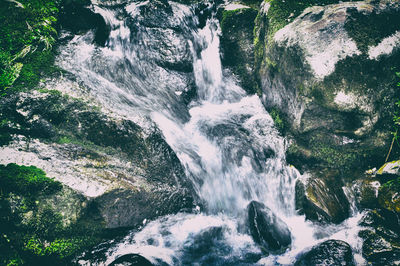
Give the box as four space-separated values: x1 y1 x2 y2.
0 163 108 265
257 1 400 186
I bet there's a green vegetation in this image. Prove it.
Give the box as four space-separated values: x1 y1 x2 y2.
0 163 61 197
0 163 104 265
269 107 287 134
0 0 61 95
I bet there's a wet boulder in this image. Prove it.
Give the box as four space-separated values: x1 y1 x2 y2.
295 177 349 224
295 240 355 266
247 201 291 253
59 0 110 46
109 254 153 266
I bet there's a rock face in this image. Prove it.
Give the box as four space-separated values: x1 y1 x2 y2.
256 1 400 178
247 201 291 253
295 240 355 266
295 177 349 224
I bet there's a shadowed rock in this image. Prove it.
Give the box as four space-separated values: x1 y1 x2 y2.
247 201 291 253
109 254 153 266
295 240 355 266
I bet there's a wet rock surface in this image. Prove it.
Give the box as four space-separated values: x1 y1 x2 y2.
295 177 349 224
247 201 291 253
295 240 355 266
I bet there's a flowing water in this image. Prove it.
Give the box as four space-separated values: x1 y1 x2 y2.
57 1 366 264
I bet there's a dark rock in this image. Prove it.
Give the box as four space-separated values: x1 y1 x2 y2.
295 177 350 224
295 240 355 266
109 253 153 266
360 209 400 237
219 7 259 94
59 1 110 46
360 229 400 264
247 201 291 253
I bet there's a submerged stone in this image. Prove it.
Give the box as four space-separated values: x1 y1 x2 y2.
295 240 355 266
247 201 291 253
109 254 153 266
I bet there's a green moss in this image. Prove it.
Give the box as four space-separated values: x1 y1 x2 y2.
344 9 400 54
269 107 287 134
24 237 86 259
0 0 60 95
37 88 62 96
0 163 62 197
311 141 357 171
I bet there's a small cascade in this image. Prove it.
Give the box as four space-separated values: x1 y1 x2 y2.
56 1 367 265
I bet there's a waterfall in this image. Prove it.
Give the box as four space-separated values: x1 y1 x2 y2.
57 1 366 265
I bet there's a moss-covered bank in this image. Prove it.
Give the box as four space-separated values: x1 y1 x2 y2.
0 163 108 265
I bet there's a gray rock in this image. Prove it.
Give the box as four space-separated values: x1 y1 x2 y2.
94 188 193 228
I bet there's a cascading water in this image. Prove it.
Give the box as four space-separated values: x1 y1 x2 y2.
57 1 367 265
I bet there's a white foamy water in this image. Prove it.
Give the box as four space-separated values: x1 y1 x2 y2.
54 1 366 265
